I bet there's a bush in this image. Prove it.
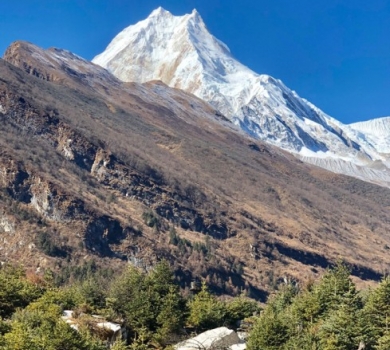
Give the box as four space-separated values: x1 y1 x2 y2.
142 210 160 230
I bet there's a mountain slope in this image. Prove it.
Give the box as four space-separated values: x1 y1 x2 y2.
3 41 390 297
93 8 390 187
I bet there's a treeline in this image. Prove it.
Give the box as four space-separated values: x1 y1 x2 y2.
247 263 390 350
0 261 258 349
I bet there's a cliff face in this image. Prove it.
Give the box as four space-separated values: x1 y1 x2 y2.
1 42 390 298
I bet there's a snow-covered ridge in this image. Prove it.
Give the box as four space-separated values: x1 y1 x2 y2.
348 117 390 155
351 117 390 136
93 8 390 187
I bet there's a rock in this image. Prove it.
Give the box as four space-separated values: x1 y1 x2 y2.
229 344 246 350
0 215 14 233
175 327 240 350
236 332 248 342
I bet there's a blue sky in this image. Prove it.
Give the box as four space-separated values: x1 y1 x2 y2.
1 0 390 124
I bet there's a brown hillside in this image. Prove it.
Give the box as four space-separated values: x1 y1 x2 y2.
0 41 390 298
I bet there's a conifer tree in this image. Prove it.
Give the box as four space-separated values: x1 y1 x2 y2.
187 282 227 330
363 277 390 347
247 308 288 350
375 331 390 350
313 263 353 317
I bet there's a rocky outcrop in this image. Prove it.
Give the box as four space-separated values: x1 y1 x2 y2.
0 214 14 233
0 150 129 256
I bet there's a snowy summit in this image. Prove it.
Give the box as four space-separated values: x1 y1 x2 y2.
93 7 390 187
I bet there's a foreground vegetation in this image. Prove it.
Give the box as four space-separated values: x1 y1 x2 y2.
3 261 390 349
248 263 390 350
0 261 258 349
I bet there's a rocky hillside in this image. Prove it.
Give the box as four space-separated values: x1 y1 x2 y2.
1 41 390 298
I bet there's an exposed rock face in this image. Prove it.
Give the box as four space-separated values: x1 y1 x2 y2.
0 150 127 256
0 154 31 203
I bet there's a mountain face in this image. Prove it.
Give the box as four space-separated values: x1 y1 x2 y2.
93 7 390 187
3 40 390 295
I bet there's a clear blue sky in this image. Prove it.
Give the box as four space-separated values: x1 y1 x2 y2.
1 0 390 124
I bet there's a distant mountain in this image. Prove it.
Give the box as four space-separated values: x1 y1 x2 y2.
93 7 390 187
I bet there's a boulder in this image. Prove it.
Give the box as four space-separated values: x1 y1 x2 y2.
175 327 241 350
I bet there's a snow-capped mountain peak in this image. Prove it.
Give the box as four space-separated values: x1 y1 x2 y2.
92 8 240 103
93 8 390 187
149 6 171 17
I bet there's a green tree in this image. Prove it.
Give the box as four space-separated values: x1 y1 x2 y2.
318 302 363 349
313 263 353 317
0 265 44 318
289 287 321 329
109 260 184 345
128 326 151 350
2 306 105 350
111 340 129 350
247 308 288 350
375 331 390 350
247 264 362 350
187 282 227 330
155 285 185 345
110 266 155 332
28 286 84 313
363 277 390 348
226 294 260 326
282 328 319 350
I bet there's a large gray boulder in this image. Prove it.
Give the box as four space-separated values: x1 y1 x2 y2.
175 327 241 350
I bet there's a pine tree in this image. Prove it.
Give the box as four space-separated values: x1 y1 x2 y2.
187 282 227 330
313 263 353 317
155 285 185 345
226 293 260 326
316 269 365 350
247 308 288 350
0 265 43 319
375 331 390 350
363 277 390 347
